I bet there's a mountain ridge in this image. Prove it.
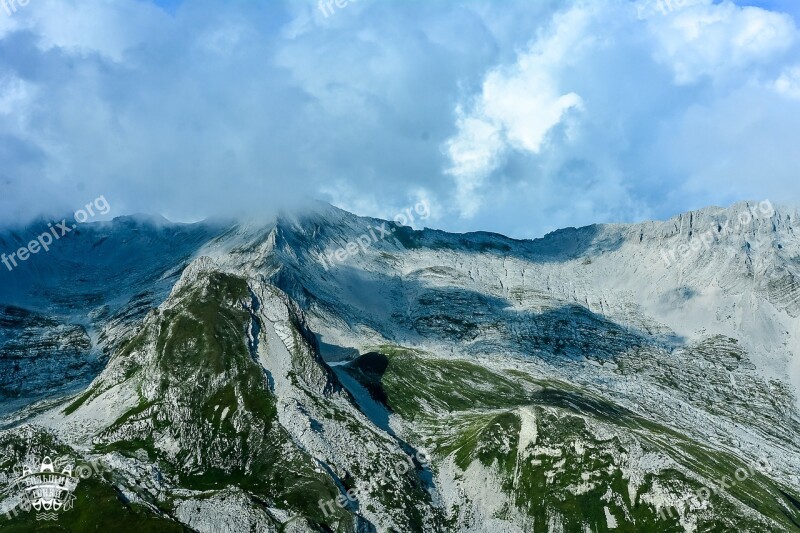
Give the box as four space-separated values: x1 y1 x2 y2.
0 200 798 532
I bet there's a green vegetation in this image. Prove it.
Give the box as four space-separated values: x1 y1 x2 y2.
2 476 188 533
345 344 800 531
92 272 351 529
63 386 98 416
345 345 538 421
0 428 185 532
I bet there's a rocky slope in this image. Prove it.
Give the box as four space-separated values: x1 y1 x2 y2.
0 202 798 532
0 216 227 415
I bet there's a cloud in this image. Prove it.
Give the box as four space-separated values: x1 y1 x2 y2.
0 0 798 238
774 65 800 98
641 0 795 84
1 0 169 61
440 0 800 234
445 6 590 217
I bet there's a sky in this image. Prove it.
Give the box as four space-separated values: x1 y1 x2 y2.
0 0 799 238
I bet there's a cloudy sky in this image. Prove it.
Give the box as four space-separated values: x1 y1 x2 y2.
0 0 798 238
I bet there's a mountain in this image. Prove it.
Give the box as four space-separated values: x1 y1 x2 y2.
0 202 798 532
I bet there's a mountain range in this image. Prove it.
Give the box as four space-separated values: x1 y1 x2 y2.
0 201 798 532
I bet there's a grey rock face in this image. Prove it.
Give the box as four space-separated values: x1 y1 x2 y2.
0 202 798 532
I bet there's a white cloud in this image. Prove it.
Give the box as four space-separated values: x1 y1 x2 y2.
0 0 799 238
24 0 169 62
319 181 440 228
445 114 506 217
437 0 800 233
0 76 35 116
642 0 795 84
481 68 583 155
444 6 589 217
774 65 800 99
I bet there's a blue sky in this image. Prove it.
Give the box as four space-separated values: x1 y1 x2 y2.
0 0 799 238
